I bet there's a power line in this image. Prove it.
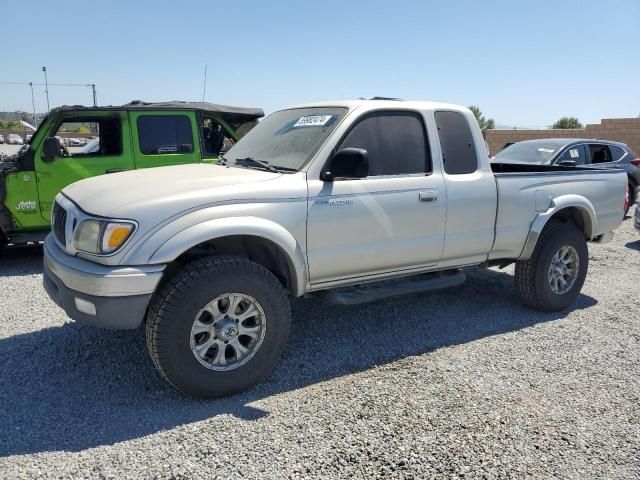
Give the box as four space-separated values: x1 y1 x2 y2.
0 81 95 87
0 80 98 107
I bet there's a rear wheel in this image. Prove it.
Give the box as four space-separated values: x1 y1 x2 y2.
514 222 588 312
145 255 291 398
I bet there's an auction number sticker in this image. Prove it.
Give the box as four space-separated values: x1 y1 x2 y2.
569 149 579 158
293 115 333 127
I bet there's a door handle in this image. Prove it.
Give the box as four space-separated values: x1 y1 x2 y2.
105 168 129 174
419 191 438 203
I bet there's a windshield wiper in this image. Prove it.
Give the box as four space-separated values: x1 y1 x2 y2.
229 156 280 173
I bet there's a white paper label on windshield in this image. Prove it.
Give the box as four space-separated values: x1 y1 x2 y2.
569 149 579 158
537 148 555 153
293 115 333 127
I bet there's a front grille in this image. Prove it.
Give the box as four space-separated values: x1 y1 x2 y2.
52 201 67 245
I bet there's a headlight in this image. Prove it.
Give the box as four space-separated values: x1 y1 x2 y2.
74 220 135 254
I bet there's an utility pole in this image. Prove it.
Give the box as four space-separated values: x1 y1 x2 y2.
91 84 97 106
202 65 207 102
42 66 50 111
29 82 37 125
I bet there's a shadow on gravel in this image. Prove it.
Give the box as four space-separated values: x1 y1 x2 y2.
625 240 640 251
0 244 44 277
0 268 597 456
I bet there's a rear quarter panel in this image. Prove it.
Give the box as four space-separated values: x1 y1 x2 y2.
491 170 626 260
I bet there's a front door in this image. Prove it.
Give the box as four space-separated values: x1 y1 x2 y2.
307 111 447 285
35 112 133 221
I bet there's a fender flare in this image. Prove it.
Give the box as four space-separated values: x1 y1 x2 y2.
519 194 597 261
147 216 308 296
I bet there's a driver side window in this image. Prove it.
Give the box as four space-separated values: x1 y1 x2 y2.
52 117 121 158
337 112 430 176
556 145 587 165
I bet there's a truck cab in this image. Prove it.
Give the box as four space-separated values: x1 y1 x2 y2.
0 101 263 250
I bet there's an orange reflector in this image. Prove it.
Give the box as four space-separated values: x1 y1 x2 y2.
107 226 131 249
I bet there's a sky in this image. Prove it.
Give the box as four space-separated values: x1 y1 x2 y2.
1 0 639 127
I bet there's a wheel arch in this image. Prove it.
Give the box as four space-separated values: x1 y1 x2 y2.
519 195 596 261
147 217 307 296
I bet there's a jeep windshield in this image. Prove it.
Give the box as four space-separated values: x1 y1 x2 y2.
221 107 347 172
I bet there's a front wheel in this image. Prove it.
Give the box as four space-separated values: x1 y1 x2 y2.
146 256 291 398
514 222 588 312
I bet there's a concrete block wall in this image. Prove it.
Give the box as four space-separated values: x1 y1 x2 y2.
486 118 640 157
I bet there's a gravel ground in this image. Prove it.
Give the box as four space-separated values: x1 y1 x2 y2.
0 217 638 479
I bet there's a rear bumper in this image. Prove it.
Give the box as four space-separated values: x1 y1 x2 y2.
43 236 165 329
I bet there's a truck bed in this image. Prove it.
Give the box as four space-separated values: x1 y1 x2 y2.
489 163 627 260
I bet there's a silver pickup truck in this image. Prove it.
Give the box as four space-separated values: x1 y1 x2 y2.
43 99 627 397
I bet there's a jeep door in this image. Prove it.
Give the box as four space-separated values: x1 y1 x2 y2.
35 112 133 222
306 110 447 285
130 111 201 169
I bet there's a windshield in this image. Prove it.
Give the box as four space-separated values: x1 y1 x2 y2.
222 107 347 171
493 140 570 164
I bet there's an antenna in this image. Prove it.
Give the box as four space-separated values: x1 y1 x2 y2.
202 65 208 102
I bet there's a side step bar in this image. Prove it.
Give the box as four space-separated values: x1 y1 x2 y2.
324 269 467 305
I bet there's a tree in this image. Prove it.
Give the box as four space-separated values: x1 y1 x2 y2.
551 117 583 129
468 105 495 137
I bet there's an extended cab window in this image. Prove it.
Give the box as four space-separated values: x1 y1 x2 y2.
53 117 121 157
338 112 429 176
435 111 477 174
137 115 193 155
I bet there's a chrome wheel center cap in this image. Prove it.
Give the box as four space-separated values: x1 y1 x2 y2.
223 325 238 339
216 318 238 340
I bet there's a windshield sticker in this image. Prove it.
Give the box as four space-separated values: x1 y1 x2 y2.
569 149 579 158
293 115 333 128
537 148 555 153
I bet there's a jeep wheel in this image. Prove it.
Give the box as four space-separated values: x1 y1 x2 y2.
514 222 588 312
146 256 291 398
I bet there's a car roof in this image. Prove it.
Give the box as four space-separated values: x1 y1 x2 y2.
52 100 264 121
508 138 629 148
280 98 470 113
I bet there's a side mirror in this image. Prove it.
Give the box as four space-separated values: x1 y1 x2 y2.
557 160 577 167
321 148 369 181
42 137 61 162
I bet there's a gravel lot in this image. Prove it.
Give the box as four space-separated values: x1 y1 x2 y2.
0 216 638 479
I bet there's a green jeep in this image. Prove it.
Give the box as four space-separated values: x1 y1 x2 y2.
0 101 263 251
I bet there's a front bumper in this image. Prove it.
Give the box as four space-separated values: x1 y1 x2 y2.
43 236 165 329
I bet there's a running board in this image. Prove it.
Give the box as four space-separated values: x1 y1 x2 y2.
324 269 467 305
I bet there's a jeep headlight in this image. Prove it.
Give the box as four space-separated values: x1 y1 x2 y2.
74 220 135 254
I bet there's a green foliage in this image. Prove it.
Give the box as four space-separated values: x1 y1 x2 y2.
551 117 583 129
0 120 21 130
468 105 495 137
72 125 91 133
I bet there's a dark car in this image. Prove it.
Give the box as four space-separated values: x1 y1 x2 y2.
493 139 640 214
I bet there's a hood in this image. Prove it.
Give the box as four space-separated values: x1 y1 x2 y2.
62 163 288 219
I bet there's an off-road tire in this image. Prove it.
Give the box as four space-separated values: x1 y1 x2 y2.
145 255 291 398
514 222 588 312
